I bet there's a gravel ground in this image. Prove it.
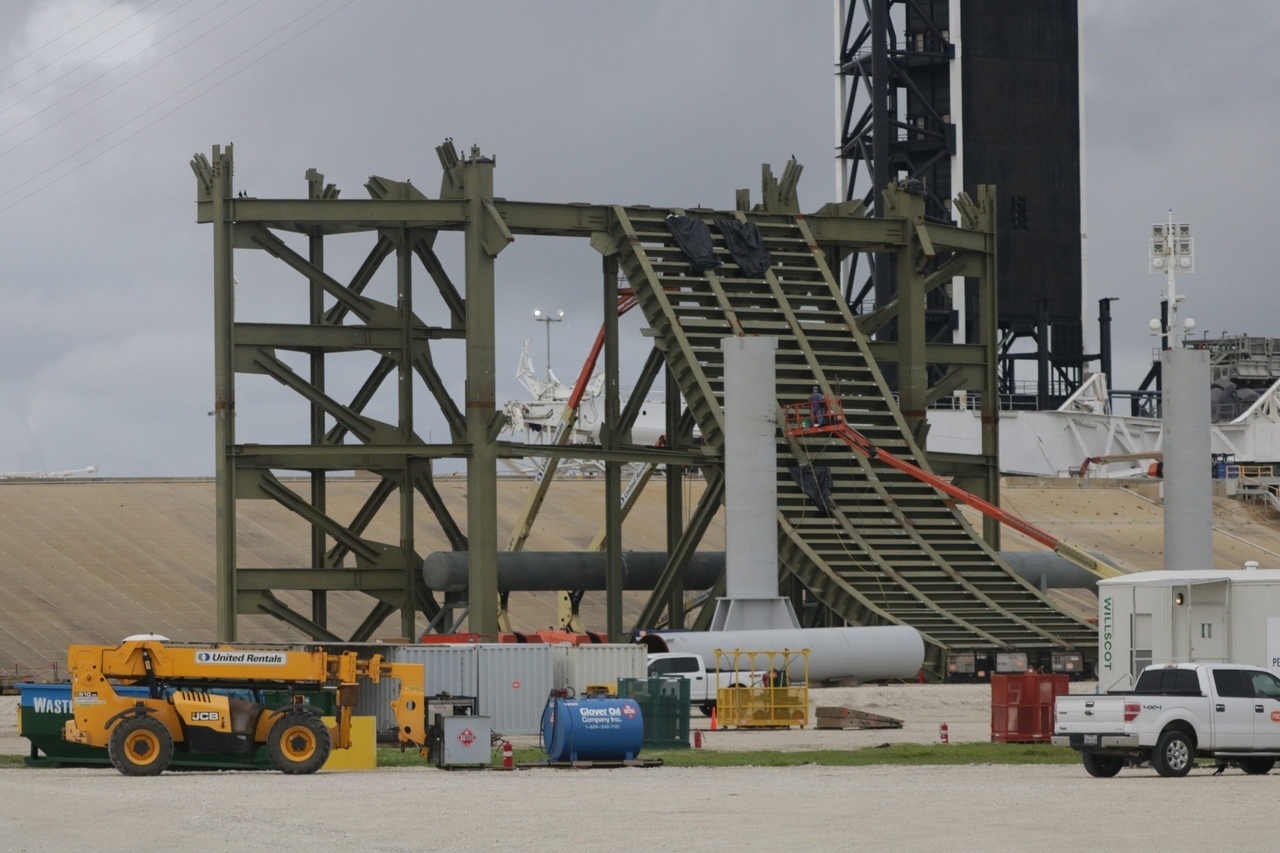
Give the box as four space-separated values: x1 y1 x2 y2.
4 685 1277 852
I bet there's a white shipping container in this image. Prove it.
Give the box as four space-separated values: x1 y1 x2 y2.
1096 569 1280 691
558 644 646 696
399 643 480 698
476 644 555 736
356 644 479 735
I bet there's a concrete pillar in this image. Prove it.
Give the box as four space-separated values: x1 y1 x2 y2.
1162 347 1213 571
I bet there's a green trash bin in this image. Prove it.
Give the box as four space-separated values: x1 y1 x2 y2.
617 677 690 749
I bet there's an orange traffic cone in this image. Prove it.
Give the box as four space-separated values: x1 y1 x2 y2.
710 705 718 731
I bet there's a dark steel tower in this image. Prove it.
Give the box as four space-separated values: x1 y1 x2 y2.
839 0 1084 408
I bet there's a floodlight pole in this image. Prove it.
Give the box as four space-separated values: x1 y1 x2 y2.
1151 210 1193 349
533 309 563 381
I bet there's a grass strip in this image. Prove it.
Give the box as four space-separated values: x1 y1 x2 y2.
0 743 1077 770
375 742 1077 769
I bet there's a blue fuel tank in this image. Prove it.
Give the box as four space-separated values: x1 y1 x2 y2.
540 697 644 762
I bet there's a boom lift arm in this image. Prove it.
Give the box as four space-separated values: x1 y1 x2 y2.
783 397 1123 581
1079 451 1162 478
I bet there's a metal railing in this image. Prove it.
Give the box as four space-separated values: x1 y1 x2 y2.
712 649 810 730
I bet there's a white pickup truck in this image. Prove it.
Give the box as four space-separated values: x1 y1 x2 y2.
1054 663 1280 777
646 652 765 717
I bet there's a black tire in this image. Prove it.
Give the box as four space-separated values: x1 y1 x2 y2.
267 710 331 775
1081 752 1124 778
1151 730 1195 778
699 703 715 718
1238 757 1275 775
108 715 174 777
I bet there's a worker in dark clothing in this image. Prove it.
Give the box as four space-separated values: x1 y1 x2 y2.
809 385 826 426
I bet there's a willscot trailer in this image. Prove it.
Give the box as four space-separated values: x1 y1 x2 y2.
1095 566 1280 691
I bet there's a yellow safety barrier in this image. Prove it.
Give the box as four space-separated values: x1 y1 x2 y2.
712 648 810 729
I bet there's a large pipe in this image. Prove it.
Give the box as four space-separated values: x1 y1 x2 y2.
423 552 725 592
1001 551 1103 590
424 550 1104 593
1098 297 1116 395
637 626 925 683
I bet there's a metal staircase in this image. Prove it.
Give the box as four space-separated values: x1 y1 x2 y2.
611 205 1097 667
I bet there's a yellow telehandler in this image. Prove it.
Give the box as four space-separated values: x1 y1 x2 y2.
63 637 427 776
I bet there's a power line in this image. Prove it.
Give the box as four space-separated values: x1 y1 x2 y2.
0 0 165 101
0 0 354 215
0 0 255 154
0 0 206 127
0 0 128 79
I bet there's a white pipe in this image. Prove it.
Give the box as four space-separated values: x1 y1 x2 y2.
642 626 925 683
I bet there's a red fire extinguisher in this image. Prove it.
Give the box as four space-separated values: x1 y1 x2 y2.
502 741 514 769
939 722 949 744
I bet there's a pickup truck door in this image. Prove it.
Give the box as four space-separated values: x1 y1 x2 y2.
672 656 708 700
1245 670 1280 750
1209 668 1256 749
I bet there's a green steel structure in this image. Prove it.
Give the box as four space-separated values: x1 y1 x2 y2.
193 141 1094 673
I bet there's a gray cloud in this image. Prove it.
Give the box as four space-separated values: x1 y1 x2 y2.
0 1 1272 474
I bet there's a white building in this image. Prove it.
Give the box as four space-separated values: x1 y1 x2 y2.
1096 568 1280 691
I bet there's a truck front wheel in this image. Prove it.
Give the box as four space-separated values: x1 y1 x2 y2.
1152 730 1194 778
108 715 174 777
1238 757 1275 775
1081 752 1124 778
267 710 331 774
699 703 715 717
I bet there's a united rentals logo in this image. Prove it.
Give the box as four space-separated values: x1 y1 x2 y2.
194 650 287 666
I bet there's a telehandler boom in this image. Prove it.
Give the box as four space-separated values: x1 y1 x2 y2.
63 637 428 776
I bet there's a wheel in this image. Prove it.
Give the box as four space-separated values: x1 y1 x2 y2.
1151 730 1195 778
1238 757 1275 775
699 703 715 718
108 715 174 777
1081 752 1124 778
267 710 331 774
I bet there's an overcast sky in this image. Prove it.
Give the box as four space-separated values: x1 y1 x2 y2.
0 0 1275 477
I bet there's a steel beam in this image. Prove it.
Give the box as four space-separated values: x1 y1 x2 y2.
211 144 237 642
463 148 502 636
603 253 623 642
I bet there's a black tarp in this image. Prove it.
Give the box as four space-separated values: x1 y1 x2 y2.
714 219 772 278
664 215 721 275
788 464 834 516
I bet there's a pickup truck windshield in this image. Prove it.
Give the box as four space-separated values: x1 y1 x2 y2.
1248 670 1280 699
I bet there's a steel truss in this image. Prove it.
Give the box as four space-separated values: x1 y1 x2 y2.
195 142 1031 666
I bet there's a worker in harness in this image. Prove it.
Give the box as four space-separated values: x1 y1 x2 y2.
809 386 827 426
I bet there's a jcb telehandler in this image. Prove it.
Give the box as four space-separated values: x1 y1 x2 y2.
63 637 428 776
